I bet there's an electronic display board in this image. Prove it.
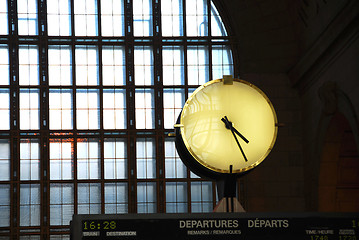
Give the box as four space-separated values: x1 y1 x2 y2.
71 212 359 240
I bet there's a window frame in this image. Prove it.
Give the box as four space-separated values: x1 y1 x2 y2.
0 0 237 238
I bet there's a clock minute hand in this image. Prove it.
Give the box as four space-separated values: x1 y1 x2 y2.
221 116 248 162
230 127 248 162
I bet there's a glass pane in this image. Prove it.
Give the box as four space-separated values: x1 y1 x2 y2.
162 46 184 85
0 140 10 181
188 88 197 97
0 184 10 227
18 0 38 35
211 2 227 36
136 138 156 179
48 46 72 86
104 183 128 214
137 182 156 213
50 183 74 226
20 89 39 130
103 89 126 129
166 182 187 213
135 89 155 129
191 181 213 213
50 139 74 180
101 0 124 36
0 45 9 85
165 139 186 178
77 138 100 180
187 46 209 85
104 138 127 179
102 46 125 86
76 89 99 129
20 184 40 226
0 1 8 35
163 89 185 129
75 46 99 86
133 0 152 36
134 46 153 85
19 45 39 86
0 89 10 130
186 0 208 36
47 0 71 36
49 89 73 130
74 0 98 36
161 0 183 36
78 183 101 214
212 45 233 80
20 139 40 180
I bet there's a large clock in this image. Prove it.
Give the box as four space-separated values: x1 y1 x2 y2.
175 76 278 179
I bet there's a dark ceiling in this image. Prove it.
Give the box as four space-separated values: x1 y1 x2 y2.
217 0 355 75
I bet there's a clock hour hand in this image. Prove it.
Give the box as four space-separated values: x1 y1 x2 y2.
221 116 249 144
221 116 248 162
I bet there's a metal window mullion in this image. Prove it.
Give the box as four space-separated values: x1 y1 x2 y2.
208 41 213 83
128 136 136 213
182 0 187 37
8 0 18 36
153 0 165 211
72 42 77 133
187 176 192 213
70 0 75 37
38 0 47 36
125 0 134 38
207 0 213 82
71 21 79 216
98 44 103 130
40 136 50 235
207 0 212 37
125 0 136 213
8 1 19 234
100 138 105 214
11 137 19 238
97 0 102 38
98 41 105 208
39 49 49 132
156 134 165 213
9 0 19 133
153 0 161 37
154 47 163 129
73 135 79 216
38 38 50 238
99 85 105 214
182 0 189 98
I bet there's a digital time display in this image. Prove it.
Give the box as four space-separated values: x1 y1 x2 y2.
83 220 118 231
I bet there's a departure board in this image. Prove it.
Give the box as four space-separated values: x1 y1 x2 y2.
71 212 359 240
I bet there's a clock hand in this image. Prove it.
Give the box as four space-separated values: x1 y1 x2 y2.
221 116 249 144
221 116 248 162
230 127 248 162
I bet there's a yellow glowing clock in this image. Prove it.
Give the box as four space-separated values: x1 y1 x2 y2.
174 76 278 179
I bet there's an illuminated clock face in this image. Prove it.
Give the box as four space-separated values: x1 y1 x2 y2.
176 78 278 176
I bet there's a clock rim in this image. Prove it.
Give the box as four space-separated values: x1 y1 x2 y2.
178 78 278 175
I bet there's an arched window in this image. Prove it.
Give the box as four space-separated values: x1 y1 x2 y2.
0 0 235 238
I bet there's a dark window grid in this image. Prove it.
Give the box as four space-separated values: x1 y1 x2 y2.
2 0 236 237
165 181 188 213
7 41 223 131
190 181 215 212
46 136 128 225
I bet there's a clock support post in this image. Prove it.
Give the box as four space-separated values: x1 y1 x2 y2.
214 165 245 212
